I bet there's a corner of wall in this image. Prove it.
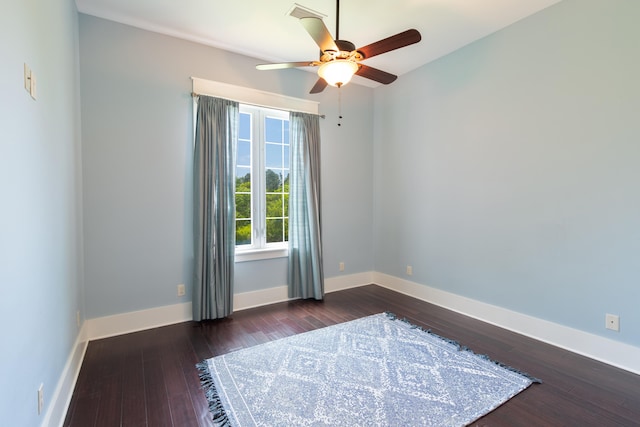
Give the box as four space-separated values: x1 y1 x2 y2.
41 325 89 427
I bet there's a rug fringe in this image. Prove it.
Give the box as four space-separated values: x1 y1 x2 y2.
196 361 233 426
384 311 542 384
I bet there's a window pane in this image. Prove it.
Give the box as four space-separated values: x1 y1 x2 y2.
283 170 289 193
266 194 283 218
236 167 251 191
236 219 252 245
265 143 283 168
239 113 251 140
237 140 250 166
235 193 251 219
265 168 282 192
284 122 289 144
265 117 282 142
266 218 283 243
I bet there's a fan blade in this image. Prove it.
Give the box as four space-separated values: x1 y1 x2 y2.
300 17 339 53
357 29 421 59
309 78 328 94
355 64 397 85
256 61 319 71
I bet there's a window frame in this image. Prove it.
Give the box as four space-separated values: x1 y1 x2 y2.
235 104 290 262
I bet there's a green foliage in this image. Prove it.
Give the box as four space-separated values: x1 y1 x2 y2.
235 170 290 245
266 219 283 243
265 169 281 192
236 220 251 245
235 173 252 245
236 173 251 192
265 171 286 243
266 194 283 217
236 194 251 219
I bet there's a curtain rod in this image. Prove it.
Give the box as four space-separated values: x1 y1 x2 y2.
191 92 325 119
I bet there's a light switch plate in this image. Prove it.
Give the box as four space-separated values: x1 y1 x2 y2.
30 70 37 99
24 63 31 92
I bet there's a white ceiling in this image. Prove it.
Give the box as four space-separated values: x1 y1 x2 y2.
75 0 562 87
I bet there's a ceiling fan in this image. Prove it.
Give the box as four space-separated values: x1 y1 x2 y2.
256 0 422 94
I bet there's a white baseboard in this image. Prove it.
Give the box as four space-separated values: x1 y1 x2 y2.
80 270 640 378
83 272 374 341
326 271 375 292
372 272 640 376
233 286 289 310
233 271 374 309
85 302 193 341
42 325 88 427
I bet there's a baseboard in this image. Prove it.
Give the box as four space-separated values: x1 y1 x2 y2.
233 286 290 310
85 302 193 340
372 272 640 376
81 270 640 375
233 271 374 309
41 324 88 427
326 271 375 292
84 272 374 341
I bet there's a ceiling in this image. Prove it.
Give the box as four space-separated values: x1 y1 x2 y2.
75 0 562 87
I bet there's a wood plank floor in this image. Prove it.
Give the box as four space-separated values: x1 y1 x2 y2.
64 285 640 426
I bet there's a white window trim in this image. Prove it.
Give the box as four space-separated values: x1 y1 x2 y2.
235 246 288 263
191 77 319 115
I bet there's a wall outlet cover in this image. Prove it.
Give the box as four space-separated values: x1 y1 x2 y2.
605 314 620 332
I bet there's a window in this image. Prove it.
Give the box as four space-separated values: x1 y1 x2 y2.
235 105 290 260
190 77 318 261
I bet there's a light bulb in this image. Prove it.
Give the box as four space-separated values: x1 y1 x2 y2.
318 60 358 87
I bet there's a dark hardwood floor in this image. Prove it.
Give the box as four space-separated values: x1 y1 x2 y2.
63 285 640 426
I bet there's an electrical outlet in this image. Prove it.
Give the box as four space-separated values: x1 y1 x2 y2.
177 284 185 297
339 262 345 272
406 265 413 276
605 314 620 332
37 384 44 415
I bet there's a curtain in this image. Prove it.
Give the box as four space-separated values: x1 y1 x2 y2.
288 111 324 300
193 96 238 321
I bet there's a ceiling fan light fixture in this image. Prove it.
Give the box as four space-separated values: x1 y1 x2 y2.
318 60 358 87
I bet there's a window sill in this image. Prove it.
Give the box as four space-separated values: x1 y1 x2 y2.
235 247 288 263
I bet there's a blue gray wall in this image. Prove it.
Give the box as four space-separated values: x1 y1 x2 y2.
0 0 84 425
79 15 374 318
1 2 638 424
373 0 640 346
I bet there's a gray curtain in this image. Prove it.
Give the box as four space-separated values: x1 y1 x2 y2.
193 96 238 321
288 111 324 299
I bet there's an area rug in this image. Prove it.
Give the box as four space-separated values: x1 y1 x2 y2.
197 312 540 426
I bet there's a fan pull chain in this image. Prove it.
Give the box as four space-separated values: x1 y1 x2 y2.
338 86 343 127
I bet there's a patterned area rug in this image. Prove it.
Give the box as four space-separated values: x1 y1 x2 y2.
197 313 540 426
